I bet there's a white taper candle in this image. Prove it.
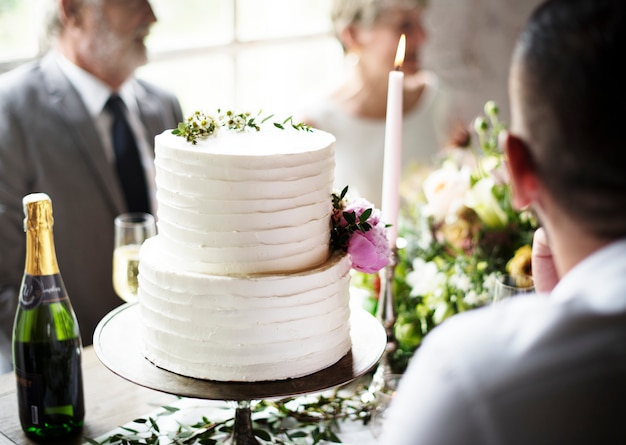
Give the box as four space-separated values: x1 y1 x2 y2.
381 34 406 249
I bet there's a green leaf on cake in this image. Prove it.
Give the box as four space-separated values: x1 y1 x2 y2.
173 109 312 144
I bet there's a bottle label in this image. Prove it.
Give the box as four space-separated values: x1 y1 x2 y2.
20 274 68 310
15 367 44 425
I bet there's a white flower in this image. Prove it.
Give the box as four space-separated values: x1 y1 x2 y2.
465 177 509 229
406 258 447 297
422 163 472 223
483 272 498 295
463 290 480 306
479 155 499 175
433 302 454 325
449 273 472 293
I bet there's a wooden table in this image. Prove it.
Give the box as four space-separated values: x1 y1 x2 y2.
0 348 380 445
1 306 384 445
0 346 176 445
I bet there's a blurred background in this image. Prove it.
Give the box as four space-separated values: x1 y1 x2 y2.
0 0 542 127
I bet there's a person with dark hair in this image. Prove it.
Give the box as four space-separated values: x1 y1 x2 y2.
380 0 626 443
0 0 183 373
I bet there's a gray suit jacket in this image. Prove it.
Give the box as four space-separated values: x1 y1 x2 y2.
0 53 183 369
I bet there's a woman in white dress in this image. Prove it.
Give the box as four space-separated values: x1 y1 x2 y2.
300 0 450 208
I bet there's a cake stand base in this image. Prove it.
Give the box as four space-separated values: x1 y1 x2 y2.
93 303 386 444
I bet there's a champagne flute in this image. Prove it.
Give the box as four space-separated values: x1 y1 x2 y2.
370 373 403 438
493 273 534 303
113 212 156 303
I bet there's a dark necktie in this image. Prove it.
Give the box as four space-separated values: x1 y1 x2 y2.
106 94 151 214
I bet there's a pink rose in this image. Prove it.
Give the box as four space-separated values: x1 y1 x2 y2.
348 225 391 274
331 188 392 273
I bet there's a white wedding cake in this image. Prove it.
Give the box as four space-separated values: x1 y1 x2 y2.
138 116 353 382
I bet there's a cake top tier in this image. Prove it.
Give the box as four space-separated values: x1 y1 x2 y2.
158 126 336 156
166 109 335 155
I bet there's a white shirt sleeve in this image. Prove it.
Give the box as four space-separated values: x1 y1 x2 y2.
379 326 491 445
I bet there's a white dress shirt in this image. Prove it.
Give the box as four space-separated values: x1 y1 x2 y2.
380 237 626 445
55 53 157 213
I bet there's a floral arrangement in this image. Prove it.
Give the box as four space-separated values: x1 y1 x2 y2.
172 109 311 144
354 101 538 372
331 186 391 274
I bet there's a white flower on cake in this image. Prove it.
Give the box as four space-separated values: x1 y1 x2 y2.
172 109 312 144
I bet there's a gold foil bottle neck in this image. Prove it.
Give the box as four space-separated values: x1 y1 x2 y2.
23 193 54 232
22 193 59 275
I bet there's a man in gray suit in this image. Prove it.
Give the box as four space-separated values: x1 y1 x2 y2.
0 0 183 372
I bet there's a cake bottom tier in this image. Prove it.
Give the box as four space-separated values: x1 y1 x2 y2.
138 239 353 382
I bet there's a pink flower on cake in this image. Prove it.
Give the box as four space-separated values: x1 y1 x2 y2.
331 187 392 273
348 230 391 273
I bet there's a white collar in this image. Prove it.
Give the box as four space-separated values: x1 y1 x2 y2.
551 237 626 311
54 51 139 116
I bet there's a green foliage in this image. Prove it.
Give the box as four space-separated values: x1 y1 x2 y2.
353 101 538 374
172 110 311 144
0 0 19 13
87 383 376 445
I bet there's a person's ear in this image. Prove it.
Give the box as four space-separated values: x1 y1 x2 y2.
340 24 361 54
503 131 540 210
58 0 81 26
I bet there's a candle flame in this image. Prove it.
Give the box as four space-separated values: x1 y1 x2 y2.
394 34 406 70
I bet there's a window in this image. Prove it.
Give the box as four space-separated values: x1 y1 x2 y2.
0 0 42 63
0 0 344 117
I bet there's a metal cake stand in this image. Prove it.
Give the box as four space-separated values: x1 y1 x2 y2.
93 303 386 444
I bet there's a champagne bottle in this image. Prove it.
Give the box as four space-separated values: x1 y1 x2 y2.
12 193 85 438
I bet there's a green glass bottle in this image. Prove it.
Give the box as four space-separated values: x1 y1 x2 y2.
12 193 85 439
